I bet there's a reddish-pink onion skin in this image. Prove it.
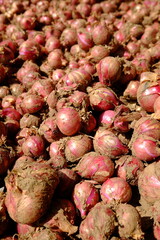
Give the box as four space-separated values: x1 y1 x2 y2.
137 81 160 113
46 90 58 109
16 93 44 114
88 87 119 111
68 90 90 109
154 223 160 240
56 107 81 136
72 180 100 218
100 177 132 203
79 201 116 240
30 79 54 98
98 110 116 127
138 160 160 206
133 117 160 140
65 134 92 162
19 40 41 61
116 155 144 185
45 36 61 52
59 68 92 92
96 56 121 86
1 107 21 121
17 223 36 235
22 135 45 157
60 28 77 47
77 28 94 51
93 128 129 159
49 140 66 158
74 151 114 183
131 135 160 162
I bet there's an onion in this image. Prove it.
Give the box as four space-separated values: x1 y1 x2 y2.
130 135 160 162
58 67 92 91
153 96 160 118
98 110 116 127
65 134 92 162
19 40 41 61
116 204 144 239
91 23 110 45
40 198 78 235
30 78 54 98
77 28 94 51
0 46 14 64
20 114 40 128
96 56 121 86
72 180 99 218
22 135 45 157
123 80 140 100
1 95 16 108
49 139 66 158
16 93 44 114
1 107 21 121
93 128 129 159
100 177 132 203
132 117 160 140
88 45 110 63
137 78 160 113
79 201 116 240
116 155 144 185
39 117 62 143
88 87 119 111
74 151 114 183
60 28 77 47
56 107 81 136
138 160 160 207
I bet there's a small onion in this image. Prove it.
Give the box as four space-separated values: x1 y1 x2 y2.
100 177 132 203
56 107 81 136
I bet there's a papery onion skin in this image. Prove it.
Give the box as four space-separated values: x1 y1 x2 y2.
56 107 81 136
79 201 116 240
93 128 129 159
100 177 132 204
72 180 100 218
130 135 160 162
74 151 115 183
97 56 121 86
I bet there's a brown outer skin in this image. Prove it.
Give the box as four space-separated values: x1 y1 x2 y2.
79 201 116 240
116 203 144 239
138 161 160 207
18 228 63 240
39 198 78 235
5 162 59 224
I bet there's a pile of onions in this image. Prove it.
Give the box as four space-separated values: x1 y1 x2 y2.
0 0 160 239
